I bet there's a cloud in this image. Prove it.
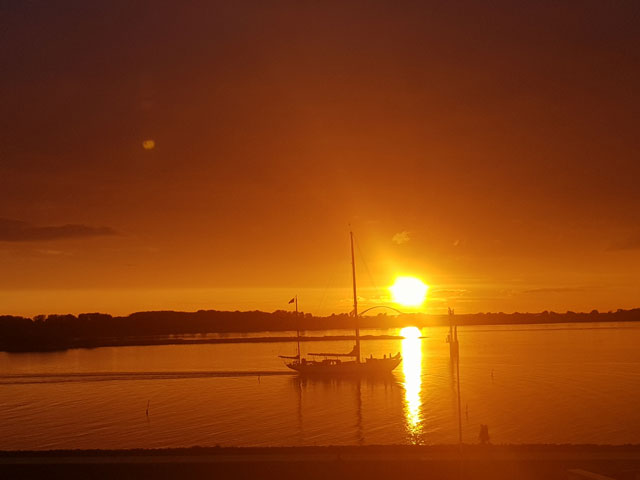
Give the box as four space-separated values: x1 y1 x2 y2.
35 249 68 256
0 218 117 242
392 231 410 245
430 288 468 296
521 287 588 294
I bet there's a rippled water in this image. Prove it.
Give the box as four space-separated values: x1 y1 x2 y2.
1 322 639 450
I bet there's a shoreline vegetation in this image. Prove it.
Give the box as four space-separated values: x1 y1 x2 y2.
1 308 639 353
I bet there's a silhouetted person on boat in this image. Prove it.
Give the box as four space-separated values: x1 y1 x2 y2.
479 424 490 444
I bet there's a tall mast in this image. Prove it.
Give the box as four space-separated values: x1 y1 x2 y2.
350 230 361 363
295 295 300 359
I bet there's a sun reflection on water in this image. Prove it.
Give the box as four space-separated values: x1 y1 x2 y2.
400 326 423 442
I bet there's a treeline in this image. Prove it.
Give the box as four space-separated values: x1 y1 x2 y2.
0 310 356 352
1 308 639 352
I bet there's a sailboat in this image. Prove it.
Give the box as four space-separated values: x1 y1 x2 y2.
280 231 402 375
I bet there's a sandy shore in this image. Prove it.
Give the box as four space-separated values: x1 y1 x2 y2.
2 445 640 479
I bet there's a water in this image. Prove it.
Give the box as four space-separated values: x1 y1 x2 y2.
1 322 639 450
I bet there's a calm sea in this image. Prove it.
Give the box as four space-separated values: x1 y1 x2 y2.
1 322 639 450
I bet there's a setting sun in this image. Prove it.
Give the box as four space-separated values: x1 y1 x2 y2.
390 277 429 307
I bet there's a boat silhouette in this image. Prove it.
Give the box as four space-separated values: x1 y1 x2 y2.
280 230 402 375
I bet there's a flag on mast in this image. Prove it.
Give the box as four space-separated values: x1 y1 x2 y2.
288 297 295 304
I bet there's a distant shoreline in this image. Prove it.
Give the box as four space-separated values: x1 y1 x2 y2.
2 308 639 353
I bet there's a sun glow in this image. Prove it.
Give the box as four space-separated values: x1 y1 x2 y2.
390 276 429 307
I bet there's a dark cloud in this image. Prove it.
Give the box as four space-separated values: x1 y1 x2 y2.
0 218 117 242
522 287 588 295
608 232 640 251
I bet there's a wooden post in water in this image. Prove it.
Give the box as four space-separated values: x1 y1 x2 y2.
448 307 459 360
450 308 462 447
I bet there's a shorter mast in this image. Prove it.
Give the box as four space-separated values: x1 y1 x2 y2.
295 295 301 359
350 230 361 363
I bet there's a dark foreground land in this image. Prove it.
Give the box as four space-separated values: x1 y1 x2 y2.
2 445 640 480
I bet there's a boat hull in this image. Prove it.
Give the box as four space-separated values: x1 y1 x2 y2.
286 356 402 376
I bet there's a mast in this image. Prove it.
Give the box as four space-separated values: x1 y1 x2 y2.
350 230 361 363
295 295 301 359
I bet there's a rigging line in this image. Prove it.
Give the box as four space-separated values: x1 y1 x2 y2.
354 234 383 303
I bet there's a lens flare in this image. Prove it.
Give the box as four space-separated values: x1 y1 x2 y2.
142 139 155 150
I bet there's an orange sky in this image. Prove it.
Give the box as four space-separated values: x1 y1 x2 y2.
1 1 639 317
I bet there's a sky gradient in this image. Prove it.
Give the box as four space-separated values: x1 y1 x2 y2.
1 1 639 316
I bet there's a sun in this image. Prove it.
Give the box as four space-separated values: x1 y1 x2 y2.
390 276 429 307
